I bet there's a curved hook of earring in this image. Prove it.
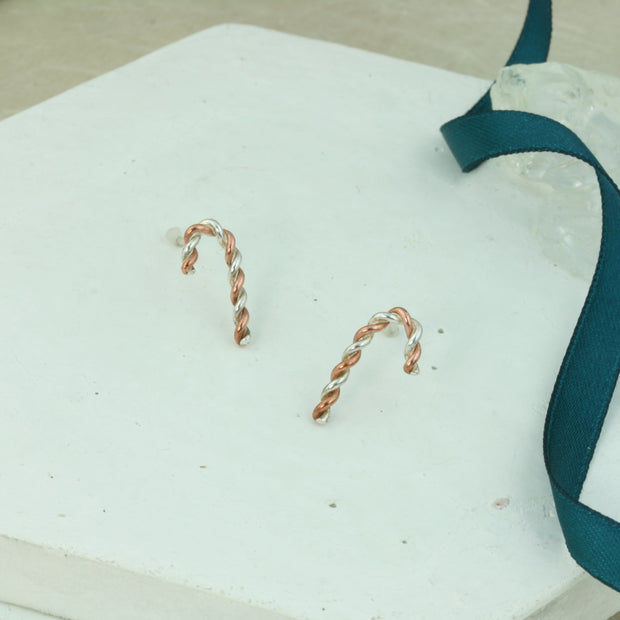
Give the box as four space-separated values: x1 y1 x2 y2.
312 307 422 424
180 218 251 346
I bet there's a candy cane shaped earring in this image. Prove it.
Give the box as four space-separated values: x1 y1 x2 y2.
178 218 251 346
312 307 422 424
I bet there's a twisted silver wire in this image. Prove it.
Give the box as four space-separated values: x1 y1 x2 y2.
181 219 226 269
368 311 422 369
314 309 422 424
181 218 251 346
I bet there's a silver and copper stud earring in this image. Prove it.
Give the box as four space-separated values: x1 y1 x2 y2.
312 307 422 424
175 218 251 346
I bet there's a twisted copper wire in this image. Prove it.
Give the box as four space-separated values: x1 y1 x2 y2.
313 306 422 424
181 220 250 346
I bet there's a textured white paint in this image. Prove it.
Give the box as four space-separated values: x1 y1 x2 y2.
0 25 618 620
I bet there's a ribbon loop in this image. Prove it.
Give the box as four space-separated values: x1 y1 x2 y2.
440 0 620 591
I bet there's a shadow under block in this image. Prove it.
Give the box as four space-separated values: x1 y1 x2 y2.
1 24 619 620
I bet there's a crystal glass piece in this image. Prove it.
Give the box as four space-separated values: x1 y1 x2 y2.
490 62 620 279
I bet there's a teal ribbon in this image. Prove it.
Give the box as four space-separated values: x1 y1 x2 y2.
441 0 620 591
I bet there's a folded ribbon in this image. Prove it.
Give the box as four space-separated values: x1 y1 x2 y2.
441 0 620 591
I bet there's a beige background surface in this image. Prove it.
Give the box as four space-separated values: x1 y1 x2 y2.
1 1 619 618
0 0 619 121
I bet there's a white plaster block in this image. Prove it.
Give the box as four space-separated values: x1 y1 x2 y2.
0 24 618 620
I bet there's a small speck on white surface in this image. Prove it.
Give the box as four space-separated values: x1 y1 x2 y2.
493 497 511 510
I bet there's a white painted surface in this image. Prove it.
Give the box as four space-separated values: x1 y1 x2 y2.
0 24 618 620
0 603 58 620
